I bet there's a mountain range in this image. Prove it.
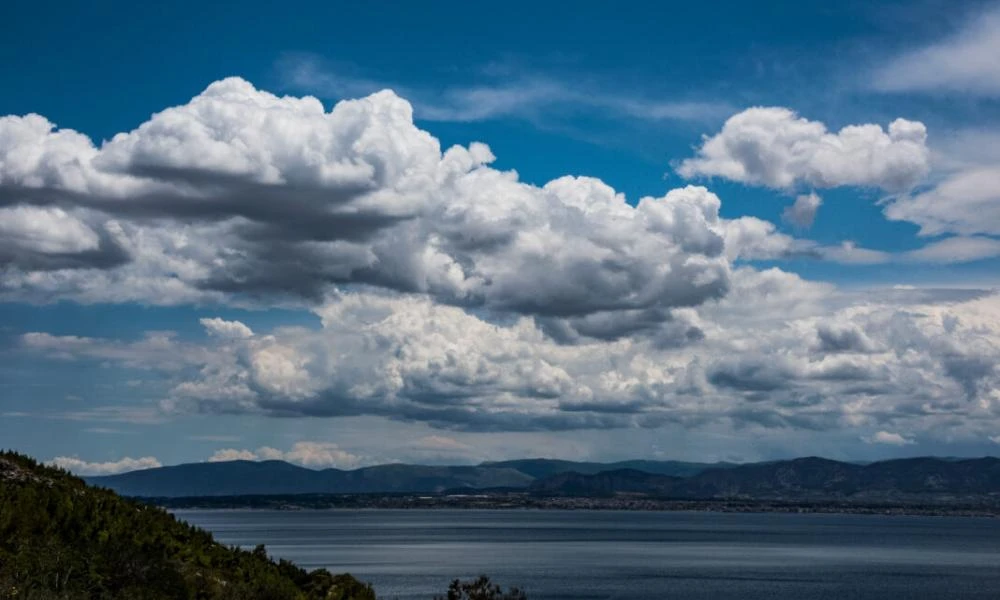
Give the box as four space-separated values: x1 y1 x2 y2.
86 456 1000 503
85 458 727 497
528 457 1000 502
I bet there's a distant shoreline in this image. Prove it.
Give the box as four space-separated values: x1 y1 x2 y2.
155 493 1000 518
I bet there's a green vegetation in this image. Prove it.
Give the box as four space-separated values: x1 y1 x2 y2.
0 451 528 600
434 576 527 600
0 451 375 600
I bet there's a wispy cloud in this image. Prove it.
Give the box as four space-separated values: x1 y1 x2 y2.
931 128 1000 174
817 236 1000 265
12 405 166 425
816 237 1000 266
187 434 242 443
84 427 135 435
20 331 211 371
871 4 1000 96
902 236 1000 264
279 54 732 124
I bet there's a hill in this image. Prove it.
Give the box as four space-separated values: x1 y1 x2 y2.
0 451 376 600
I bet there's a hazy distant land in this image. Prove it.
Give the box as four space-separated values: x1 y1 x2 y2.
88 456 1000 516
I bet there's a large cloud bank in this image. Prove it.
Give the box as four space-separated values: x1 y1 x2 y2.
24 280 1000 443
0 78 754 341
6 78 998 444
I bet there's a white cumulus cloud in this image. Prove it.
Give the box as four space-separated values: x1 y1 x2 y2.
50 455 161 475
154 281 1000 438
677 107 929 191
207 448 259 462
862 431 914 446
207 442 362 468
200 317 254 339
0 78 733 341
0 206 99 254
6 77 1000 446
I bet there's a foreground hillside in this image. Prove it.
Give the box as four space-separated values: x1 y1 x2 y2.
0 451 377 600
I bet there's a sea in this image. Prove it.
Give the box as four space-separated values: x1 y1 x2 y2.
174 509 1000 599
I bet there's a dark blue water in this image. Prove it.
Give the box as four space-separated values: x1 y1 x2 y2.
175 509 1000 599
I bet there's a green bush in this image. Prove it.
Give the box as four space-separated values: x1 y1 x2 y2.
435 576 528 600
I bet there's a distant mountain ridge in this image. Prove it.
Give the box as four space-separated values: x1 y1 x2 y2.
85 456 1000 502
86 460 535 497
482 458 735 479
86 457 726 497
529 456 1000 502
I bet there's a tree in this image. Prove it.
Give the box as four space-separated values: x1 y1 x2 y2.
0 450 376 600
436 576 528 600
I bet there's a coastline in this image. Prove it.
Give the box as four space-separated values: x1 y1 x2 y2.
155 493 1000 518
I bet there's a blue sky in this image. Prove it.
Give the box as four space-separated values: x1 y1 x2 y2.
2 0 1000 473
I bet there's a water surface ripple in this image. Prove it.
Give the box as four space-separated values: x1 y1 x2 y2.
175 509 1000 599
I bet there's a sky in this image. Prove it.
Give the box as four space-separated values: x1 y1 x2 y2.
2 0 1000 474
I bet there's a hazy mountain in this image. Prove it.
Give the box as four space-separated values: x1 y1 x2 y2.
86 460 535 497
86 455 1000 501
528 469 684 497
482 458 729 479
87 458 726 497
528 456 1000 502
88 460 336 497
